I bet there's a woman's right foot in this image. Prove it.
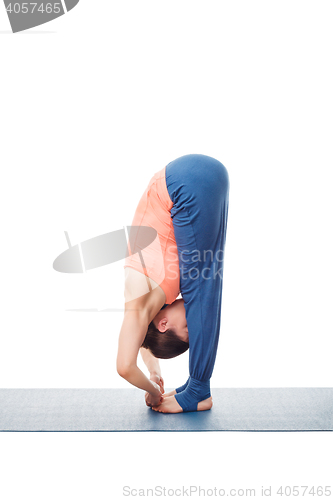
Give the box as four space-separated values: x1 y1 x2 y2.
163 390 177 398
162 392 212 411
197 396 213 411
152 395 213 413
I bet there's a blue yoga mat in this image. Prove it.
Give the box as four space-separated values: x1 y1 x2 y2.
0 388 332 432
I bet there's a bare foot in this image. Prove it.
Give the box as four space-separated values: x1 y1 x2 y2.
197 396 213 411
152 396 183 413
162 390 177 398
152 395 213 413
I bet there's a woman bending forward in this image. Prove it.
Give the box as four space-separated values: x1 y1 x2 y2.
117 154 229 413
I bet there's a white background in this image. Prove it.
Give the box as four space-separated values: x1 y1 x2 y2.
0 1 332 498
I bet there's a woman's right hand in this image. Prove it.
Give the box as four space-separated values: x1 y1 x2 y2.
145 381 163 407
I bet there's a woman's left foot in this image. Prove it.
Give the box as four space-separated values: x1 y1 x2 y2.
152 395 213 413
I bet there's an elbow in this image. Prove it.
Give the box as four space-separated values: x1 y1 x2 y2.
116 360 134 379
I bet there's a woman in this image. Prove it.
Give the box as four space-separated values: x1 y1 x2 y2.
117 153 229 413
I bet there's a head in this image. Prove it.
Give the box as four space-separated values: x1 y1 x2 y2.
141 298 189 359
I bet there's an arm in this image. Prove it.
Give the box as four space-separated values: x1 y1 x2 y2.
140 347 161 379
116 307 162 404
140 347 165 406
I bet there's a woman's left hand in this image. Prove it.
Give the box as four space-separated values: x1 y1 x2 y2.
145 374 164 407
145 381 163 407
150 373 164 394
145 391 161 407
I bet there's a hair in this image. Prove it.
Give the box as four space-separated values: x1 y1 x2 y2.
141 320 189 359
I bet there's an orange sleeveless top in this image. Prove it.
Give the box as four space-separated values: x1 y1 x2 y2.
124 166 180 304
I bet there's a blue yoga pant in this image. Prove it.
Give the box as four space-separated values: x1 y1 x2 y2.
165 154 230 412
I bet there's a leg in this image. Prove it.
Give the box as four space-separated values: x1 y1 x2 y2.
165 154 230 412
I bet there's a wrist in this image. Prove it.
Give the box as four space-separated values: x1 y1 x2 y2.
149 381 161 397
